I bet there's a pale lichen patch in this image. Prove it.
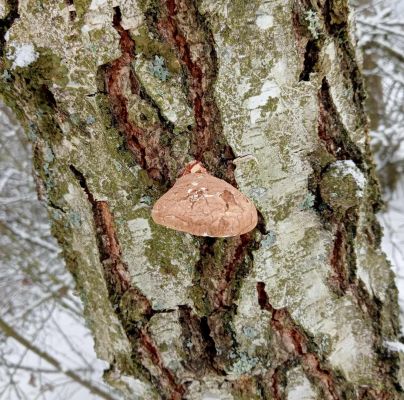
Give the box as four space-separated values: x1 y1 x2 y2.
133 55 194 130
148 311 186 377
0 0 8 19
128 217 152 241
227 352 259 375
304 9 322 40
121 210 198 310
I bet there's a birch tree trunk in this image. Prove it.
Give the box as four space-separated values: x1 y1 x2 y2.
1 0 403 398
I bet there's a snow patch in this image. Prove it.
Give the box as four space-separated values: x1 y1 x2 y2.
256 14 273 30
7 43 38 69
330 160 366 196
384 340 404 352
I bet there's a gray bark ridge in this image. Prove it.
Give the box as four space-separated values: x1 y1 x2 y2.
1 0 403 398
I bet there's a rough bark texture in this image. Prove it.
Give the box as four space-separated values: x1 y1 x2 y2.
1 0 403 398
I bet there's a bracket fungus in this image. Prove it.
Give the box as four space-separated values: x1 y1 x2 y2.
151 162 258 237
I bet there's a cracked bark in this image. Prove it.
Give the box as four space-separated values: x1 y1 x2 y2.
1 0 403 399
69 164 185 399
257 282 342 400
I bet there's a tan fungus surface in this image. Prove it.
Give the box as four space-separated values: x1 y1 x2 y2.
151 172 258 237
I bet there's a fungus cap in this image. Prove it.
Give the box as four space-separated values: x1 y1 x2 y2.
151 170 258 237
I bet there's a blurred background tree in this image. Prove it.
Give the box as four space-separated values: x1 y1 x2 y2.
352 0 404 321
0 105 119 400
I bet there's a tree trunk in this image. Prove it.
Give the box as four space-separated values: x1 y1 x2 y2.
1 0 403 398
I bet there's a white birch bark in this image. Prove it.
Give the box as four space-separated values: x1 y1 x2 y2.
1 0 403 398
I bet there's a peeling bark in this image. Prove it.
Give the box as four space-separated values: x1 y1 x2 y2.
1 0 403 398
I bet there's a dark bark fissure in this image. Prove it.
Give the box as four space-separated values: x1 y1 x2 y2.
322 0 367 127
270 365 282 400
107 8 146 173
39 84 57 110
69 164 186 400
299 39 321 81
213 234 252 309
177 305 219 376
154 0 236 183
317 78 364 164
256 282 347 400
328 221 352 295
65 0 76 21
312 80 361 296
103 6 179 183
268 359 299 400
193 233 257 372
0 0 19 58
292 0 322 82
315 78 364 300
